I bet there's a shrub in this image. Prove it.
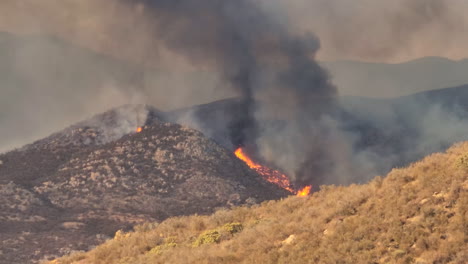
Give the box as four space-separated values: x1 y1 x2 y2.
222 222 243 235
148 242 177 256
114 230 130 241
457 153 468 169
192 230 221 247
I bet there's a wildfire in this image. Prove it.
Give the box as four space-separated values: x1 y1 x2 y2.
234 147 311 196
296 185 312 197
136 127 143 133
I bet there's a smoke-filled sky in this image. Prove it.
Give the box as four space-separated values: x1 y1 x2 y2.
268 0 468 62
1 0 468 62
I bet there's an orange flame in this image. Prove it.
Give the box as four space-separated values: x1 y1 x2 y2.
296 185 312 197
136 127 143 133
234 147 311 196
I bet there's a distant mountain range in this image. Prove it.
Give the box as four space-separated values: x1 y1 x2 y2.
321 57 468 98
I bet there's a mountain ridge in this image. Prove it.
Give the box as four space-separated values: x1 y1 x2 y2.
321 57 468 98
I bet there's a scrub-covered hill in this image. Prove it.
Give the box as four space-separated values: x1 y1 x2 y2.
0 105 287 264
54 142 468 264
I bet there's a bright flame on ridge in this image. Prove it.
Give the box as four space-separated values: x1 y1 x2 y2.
296 185 312 197
234 147 311 196
136 127 143 133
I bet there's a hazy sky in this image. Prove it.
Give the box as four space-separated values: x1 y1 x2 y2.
263 0 468 62
0 0 467 63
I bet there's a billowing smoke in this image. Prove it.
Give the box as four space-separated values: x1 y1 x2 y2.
129 0 338 188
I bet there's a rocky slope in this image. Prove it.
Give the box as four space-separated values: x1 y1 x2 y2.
0 106 287 264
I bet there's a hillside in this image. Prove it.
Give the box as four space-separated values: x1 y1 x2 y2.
53 142 468 264
172 85 468 188
0 105 287 264
321 57 468 98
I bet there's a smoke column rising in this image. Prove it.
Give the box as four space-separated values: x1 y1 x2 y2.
130 0 337 187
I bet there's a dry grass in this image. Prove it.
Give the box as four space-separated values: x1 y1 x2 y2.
52 142 468 264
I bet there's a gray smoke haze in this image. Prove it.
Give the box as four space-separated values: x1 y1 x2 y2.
334 91 468 186
0 31 228 153
2 0 468 63
269 0 468 62
0 32 151 153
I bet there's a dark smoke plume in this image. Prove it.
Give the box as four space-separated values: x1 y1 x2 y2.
136 0 336 99
130 0 337 187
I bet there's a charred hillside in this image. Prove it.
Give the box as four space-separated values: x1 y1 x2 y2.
0 107 287 264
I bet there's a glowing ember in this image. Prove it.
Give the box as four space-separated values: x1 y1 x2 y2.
234 147 312 196
136 127 143 133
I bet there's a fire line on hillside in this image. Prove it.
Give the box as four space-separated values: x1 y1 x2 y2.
234 147 311 197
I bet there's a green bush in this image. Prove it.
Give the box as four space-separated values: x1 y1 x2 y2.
192 230 221 247
222 222 243 235
148 242 177 255
457 153 468 169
